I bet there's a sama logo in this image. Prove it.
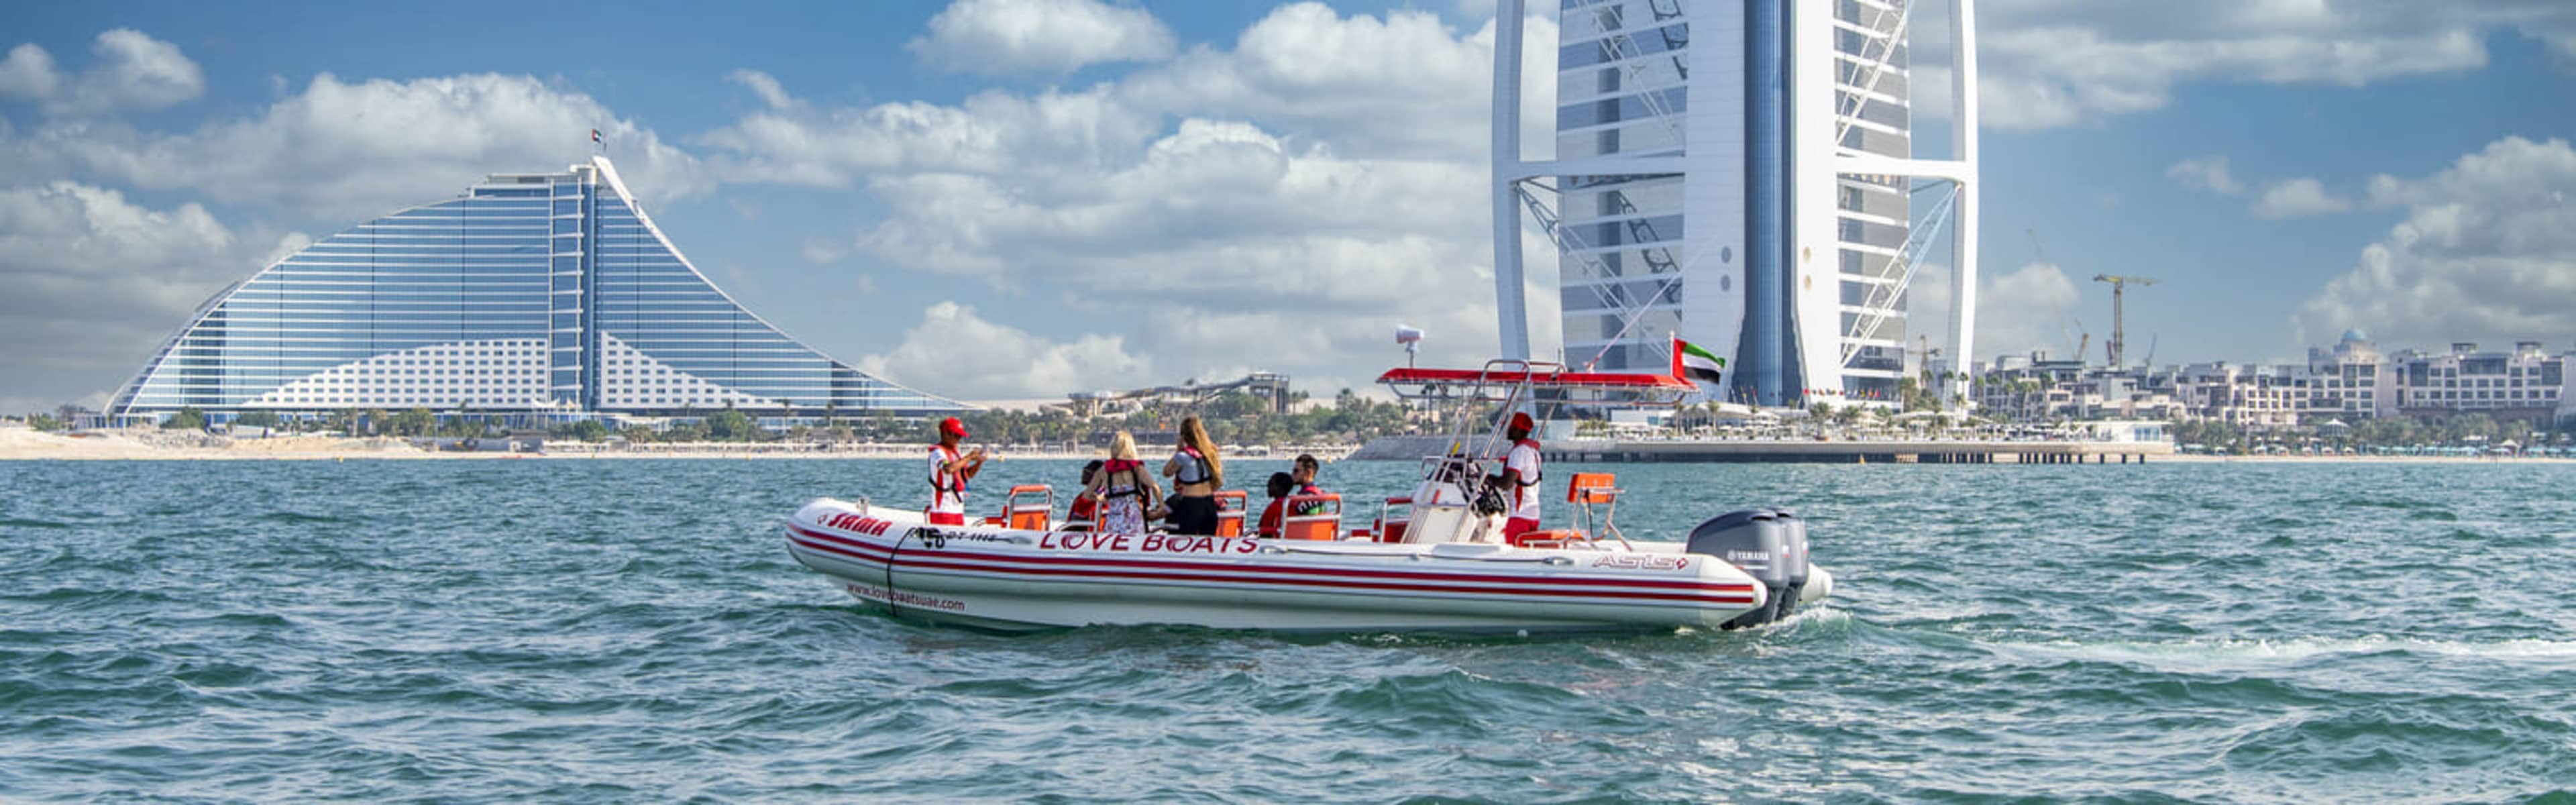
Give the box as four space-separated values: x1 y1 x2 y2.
908 527 949 550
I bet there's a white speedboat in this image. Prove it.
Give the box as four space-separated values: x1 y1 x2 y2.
783 360 1835 635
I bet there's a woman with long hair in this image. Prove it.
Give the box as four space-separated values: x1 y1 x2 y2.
1085 431 1160 535
1161 416 1224 535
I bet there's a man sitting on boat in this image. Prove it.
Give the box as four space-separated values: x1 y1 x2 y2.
1290 453 1328 515
1497 412 1543 541
926 417 987 527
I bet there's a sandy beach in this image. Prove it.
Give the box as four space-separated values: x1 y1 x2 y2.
0 426 1354 462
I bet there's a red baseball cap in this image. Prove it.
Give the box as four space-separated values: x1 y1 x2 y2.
1509 412 1535 431
938 417 968 439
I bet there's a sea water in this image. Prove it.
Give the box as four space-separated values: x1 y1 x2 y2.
2 458 2572 802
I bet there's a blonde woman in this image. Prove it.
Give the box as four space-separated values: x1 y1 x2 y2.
1085 431 1160 535
1161 416 1226 535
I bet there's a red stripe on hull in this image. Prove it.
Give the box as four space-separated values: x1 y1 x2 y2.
786 525 1750 596
786 533 1756 607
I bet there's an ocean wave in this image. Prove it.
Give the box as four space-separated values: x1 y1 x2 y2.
1994 635 2576 669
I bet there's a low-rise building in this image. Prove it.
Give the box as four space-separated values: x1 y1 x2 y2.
2390 341 2563 423
1967 331 2569 429
2292 330 2394 421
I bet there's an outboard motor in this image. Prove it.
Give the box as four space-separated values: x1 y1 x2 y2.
1686 508 1811 629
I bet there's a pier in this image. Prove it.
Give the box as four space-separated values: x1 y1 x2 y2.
1541 438 2170 464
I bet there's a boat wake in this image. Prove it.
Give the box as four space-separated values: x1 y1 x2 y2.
1989 635 2576 669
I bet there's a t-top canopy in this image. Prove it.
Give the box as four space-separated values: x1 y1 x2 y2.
1375 364 1695 406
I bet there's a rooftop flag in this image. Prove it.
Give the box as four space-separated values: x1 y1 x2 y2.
1673 335 1725 385
591 128 602 144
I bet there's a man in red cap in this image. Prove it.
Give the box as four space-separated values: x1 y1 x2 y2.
1498 411 1543 541
926 417 986 526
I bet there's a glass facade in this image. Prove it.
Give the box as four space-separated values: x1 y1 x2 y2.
1831 0 1913 400
107 158 963 422
1551 0 1911 402
1554 0 1691 372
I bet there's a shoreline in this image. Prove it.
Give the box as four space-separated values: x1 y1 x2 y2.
0 427 1360 462
3 427 2565 464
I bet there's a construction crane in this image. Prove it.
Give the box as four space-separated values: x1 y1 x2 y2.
2059 316 2090 367
1907 335 1943 407
1907 334 1942 376
2031 229 2088 365
2092 273 2157 370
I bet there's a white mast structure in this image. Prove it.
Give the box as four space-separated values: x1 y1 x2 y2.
1489 0 1981 404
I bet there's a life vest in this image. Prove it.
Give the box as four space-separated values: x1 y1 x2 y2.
1291 482 1325 515
928 444 967 508
1511 439 1544 485
1509 438 1543 511
1175 445 1214 486
1099 460 1146 498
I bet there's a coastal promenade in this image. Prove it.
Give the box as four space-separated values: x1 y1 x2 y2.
1546 437 2172 464
1346 434 2172 464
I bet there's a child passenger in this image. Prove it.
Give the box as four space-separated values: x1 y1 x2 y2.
1256 472 1295 538
1064 460 1105 531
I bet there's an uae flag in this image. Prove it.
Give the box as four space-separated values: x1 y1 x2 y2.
1672 337 1726 384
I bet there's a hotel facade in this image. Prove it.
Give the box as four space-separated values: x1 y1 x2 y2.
1972 331 2574 428
103 157 963 426
1492 0 1978 407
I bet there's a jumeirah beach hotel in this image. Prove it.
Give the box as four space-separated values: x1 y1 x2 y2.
102 157 964 426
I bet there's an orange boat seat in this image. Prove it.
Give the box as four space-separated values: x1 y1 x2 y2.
1281 493 1343 541
1566 472 1619 504
1003 484 1054 531
1213 490 1248 537
1372 496 1413 543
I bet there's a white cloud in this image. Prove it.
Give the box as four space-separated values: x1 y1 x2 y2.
0 30 205 116
861 302 1154 398
845 119 1481 286
801 235 849 264
72 29 204 114
2294 136 2576 347
694 5 1560 396
0 44 59 101
14 72 711 215
2165 155 2244 195
699 79 1147 187
1910 260 2084 362
727 68 794 111
702 6 1555 184
258 231 314 266
2250 177 2353 219
1120 3 1550 158
0 181 268 373
1927 1 2576 129
908 0 1177 76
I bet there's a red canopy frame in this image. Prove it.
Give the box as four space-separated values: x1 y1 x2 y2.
1375 363 1694 407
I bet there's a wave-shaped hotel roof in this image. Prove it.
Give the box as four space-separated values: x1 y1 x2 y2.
106 157 963 423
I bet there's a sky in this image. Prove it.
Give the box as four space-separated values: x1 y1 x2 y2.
2 0 2573 413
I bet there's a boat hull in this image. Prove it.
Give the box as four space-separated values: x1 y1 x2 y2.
784 498 1831 635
